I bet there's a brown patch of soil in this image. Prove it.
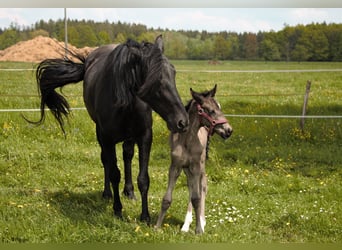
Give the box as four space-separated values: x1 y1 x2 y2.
0 36 96 62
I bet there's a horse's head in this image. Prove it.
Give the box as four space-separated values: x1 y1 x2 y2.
191 85 233 139
134 35 189 133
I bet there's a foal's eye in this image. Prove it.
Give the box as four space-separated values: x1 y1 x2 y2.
209 110 216 115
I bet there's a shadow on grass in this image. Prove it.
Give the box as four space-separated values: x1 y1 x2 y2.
45 190 111 224
151 213 184 229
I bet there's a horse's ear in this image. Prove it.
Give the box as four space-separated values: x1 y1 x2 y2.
155 35 164 53
209 84 217 97
190 88 204 105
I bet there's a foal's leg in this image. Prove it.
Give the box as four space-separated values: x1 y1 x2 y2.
122 139 136 200
136 129 152 223
181 200 193 232
155 161 182 229
184 166 206 234
181 168 195 232
200 174 207 231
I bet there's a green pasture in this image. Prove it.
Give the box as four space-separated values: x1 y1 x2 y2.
0 60 341 243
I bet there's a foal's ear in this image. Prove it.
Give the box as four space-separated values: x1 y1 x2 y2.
155 35 164 53
190 88 204 105
209 84 217 97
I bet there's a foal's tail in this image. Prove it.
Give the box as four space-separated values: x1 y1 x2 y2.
28 54 86 133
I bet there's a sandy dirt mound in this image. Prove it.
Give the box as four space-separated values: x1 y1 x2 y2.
0 36 96 62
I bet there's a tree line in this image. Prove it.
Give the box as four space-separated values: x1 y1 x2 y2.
1 19 342 61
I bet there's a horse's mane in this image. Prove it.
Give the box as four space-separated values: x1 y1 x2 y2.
137 43 166 99
108 38 164 107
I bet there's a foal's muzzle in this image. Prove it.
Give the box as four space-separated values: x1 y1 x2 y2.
222 127 233 139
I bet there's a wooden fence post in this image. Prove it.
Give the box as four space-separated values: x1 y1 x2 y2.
300 80 311 131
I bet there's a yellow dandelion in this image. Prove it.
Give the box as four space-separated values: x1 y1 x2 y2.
3 121 12 130
135 226 141 232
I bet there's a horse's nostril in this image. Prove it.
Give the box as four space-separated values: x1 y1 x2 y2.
177 120 188 131
178 120 185 129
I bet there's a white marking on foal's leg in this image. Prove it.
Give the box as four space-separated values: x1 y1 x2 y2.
200 215 206 233
181 203 192 232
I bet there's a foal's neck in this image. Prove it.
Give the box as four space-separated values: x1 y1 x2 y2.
183 101 209 146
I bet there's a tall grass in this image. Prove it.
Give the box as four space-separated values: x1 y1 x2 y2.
0 61 341 242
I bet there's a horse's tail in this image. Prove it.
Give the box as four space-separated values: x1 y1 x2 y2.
29 54 86 133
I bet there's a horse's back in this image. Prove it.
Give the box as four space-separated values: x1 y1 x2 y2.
85 44 117 75
83 44 118 121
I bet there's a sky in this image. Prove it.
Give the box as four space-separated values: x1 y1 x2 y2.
0 8 342 33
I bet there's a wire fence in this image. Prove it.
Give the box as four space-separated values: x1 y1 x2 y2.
1 68 341 120
1 108 341 120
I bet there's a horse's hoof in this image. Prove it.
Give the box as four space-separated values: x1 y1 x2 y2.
140 214 151 225
114 210 123 219
123 189 137 200
102 191 112 200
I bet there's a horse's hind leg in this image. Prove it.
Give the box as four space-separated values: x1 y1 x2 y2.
97 127 123 218
122 139 136 200
155 162 182 229
96 126 112 199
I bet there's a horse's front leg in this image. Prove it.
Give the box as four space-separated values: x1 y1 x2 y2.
122 139 136 200
136 129 152 223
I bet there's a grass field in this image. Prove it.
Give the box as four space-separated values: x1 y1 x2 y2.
0 60 341 243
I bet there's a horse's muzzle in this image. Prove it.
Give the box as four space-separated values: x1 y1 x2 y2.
177 119 189 132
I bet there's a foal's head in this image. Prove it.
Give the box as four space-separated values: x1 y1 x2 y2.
190 85 233 139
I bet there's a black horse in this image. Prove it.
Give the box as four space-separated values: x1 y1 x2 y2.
31 35 189 223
